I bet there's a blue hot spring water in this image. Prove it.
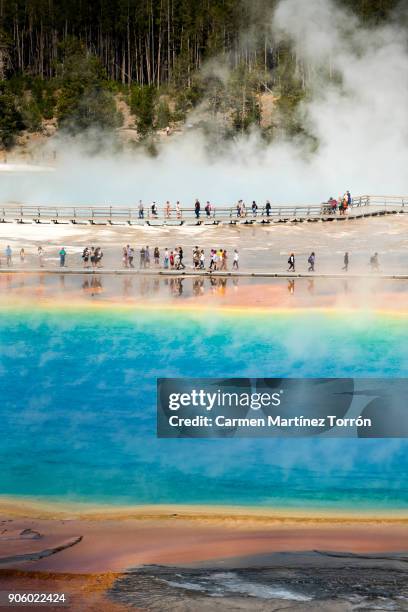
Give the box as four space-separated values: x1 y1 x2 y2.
0 308 407 511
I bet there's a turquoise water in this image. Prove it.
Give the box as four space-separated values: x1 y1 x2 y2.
0 308 407 511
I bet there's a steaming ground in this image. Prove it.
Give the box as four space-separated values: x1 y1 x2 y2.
0 215 407 274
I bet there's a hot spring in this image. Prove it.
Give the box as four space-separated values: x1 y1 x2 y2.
0 276 407 512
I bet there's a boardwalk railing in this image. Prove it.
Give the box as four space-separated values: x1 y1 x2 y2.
0 195 407 225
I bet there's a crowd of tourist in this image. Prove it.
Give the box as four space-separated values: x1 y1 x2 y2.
324 191 352 215
81 246 104 268
121 245 240 271
131 191 353 220
0 243 384 273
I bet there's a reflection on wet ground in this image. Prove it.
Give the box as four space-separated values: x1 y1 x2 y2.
0 273 407 311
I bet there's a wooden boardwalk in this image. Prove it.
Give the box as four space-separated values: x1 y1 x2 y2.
0 195 407 226
0 268 407 279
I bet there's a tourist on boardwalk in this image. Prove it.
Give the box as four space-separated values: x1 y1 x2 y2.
370 252 380 272
195 199 201 219
20 248 25 263
221 249 228 270
90 247 97 269
346 190 352 208
308 252 315 272
210 250 216 271
218 249 223 269
212 249 219 271
154 247 160 265
176 201 181 219
164 249 169 269
59 247 66 267
95 247 103 268
177 247 185 270
233 249 239 270
205 201 211 217
338 195 344 215
140 246 146 268
200 250 205 269
287 253 295 272
252 201 258 217
343 252 349 272
151 202 158 217
5 245 12 266
145 246 150 268
123 246 128 268
170 251 175 269
38 246 44 267
329 197 337 214
82 247 90 268
127 246 134 268
265 200 271 217
138 200 144 219
341 192 349 215
193 246 200 269
165 201 171 218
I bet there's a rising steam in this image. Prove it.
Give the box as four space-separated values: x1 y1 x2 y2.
1 0 407 207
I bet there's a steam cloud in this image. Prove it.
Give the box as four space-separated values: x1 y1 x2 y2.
1 0 407 206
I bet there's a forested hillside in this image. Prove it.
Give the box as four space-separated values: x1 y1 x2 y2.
0 0 400 150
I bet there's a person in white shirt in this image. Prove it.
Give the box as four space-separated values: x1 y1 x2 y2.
233 249 239 270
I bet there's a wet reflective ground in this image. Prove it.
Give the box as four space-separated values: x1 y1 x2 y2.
0 272 407 312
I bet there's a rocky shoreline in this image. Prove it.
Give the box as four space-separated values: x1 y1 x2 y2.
109 551 408 611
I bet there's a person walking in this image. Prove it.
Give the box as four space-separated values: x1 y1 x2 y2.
287 253 295 272
193 246 200 269
20 248 25 263
123 246 129 268
370 252 380 272
154 247 160 266
194 199 201 219
265 200 271 217
82 247 89 268
138 200 144 219
37 245 44 268
177 246 185 270
221 250 228 270
59 247 66 267
95 247 104 268
233 249 239 270
307 252 315 272
90 247 97 269
127 246 134 268
164 248 169 269
251 201 258 217
343 252 349 272
5 245 12 266
209 249 216 271
140 246 146 268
